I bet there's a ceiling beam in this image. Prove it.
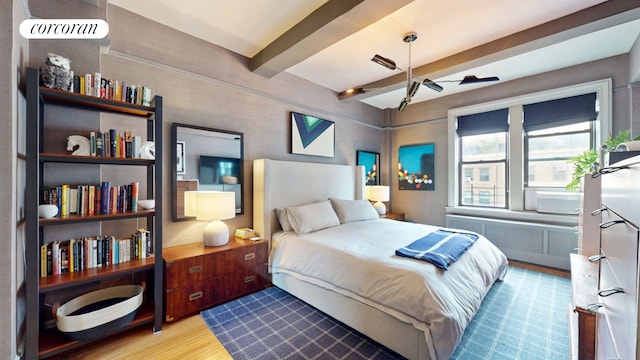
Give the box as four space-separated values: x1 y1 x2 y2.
340 0 640 101
249 0 413 78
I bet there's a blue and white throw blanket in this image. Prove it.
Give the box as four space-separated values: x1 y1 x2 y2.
395 229 479 270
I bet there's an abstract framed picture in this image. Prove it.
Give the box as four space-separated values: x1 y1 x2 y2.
176 141 186 175
356 150 380 185
291 112 335 158
398 143 435 190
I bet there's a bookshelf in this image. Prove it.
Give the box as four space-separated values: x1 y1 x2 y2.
25 67 163 359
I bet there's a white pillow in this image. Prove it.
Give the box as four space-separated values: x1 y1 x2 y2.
286 200 340 235
275 208 293 232
330 198 379 223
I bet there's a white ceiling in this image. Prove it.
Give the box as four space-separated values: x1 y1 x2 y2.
108 0 640 110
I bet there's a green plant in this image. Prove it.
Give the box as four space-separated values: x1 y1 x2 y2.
566 149 599 191
566 130 638 191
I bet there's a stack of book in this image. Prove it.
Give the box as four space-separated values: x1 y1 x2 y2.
41 181 140 217
84 129 143 158
70 72 152 106
40 229 152 277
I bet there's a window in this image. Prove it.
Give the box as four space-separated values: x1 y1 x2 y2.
525 123 592 187
524 93 597 188
457 109 508 208
448 80 611 214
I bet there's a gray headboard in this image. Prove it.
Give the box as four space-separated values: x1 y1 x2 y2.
253 159 366 241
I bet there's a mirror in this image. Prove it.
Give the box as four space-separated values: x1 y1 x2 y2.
172 123 244 221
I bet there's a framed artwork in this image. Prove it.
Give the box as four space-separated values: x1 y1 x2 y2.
356 150 380 185
176 141 186 174
398 143 435 190
291 112 335 158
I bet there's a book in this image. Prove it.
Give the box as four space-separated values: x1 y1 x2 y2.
96 132 104 157
93 72 101 97
84 73 92 96
94 185 101 215
133 136 141 158
88 186 95 216
125 131 133 158
101 181 110 215
73 75 80 94
60 184 69 217
68 239 75 273
40 243 48 277
78 75 84 95
109 129 117 158
69 188 78 215
131 182 139 212
89 132 96 156
51 241 60 275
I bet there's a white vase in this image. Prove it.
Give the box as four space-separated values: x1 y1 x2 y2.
38 204 58 218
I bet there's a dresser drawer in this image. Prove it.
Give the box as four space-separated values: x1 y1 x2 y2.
165 277 224 322
226 242 267 272
165 253 218 288
226 265 268 299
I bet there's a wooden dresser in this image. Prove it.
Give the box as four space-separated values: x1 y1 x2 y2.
163 238 268 322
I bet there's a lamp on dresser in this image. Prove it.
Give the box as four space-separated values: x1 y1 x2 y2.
366 185 390 215
185 191 236 246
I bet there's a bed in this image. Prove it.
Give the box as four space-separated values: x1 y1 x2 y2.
253 159 508 360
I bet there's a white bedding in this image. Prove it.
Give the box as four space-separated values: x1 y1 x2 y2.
270 218 509 360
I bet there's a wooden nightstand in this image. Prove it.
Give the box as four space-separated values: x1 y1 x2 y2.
381 212 405 221
163 238 268 322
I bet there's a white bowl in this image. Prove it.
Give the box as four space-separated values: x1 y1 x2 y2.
138 199 155 210
38 204 58 218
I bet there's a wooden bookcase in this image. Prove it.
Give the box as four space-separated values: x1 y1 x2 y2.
25 67 163 359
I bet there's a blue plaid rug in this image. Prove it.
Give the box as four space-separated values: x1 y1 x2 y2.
201 266 571 360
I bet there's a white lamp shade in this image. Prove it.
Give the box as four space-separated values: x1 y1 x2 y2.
194 191 236 221
367 186 390 202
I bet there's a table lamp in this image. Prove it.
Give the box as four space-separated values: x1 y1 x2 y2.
184 191 236 246
366 185 390 215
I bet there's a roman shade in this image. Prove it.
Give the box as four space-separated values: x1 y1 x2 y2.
456 108 509 136
523 92 597 131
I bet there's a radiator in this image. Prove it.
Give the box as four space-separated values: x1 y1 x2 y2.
446 215 577 270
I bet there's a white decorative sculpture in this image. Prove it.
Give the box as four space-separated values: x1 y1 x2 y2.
66 135 91 156
139 141 155 159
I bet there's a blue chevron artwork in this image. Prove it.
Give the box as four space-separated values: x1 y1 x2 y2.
291 112 335 157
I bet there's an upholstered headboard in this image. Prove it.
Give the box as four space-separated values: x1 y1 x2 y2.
253 159 366 241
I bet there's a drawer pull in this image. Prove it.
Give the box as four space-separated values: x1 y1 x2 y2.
599 220 625 229
244 275 255 283
588 254 606 262
599 287 624 297
189 291 203 301
189 265 202 274
587 303 604 312
244 253 255 261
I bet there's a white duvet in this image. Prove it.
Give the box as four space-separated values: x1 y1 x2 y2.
270 219 508 360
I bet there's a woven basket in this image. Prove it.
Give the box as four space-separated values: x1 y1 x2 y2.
55 284 144 340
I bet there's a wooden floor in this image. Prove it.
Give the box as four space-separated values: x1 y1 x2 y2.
51 261 569 359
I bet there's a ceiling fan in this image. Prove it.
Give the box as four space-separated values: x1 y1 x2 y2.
352 31 500 111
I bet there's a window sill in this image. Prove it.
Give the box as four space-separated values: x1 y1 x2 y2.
445 206 579 227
